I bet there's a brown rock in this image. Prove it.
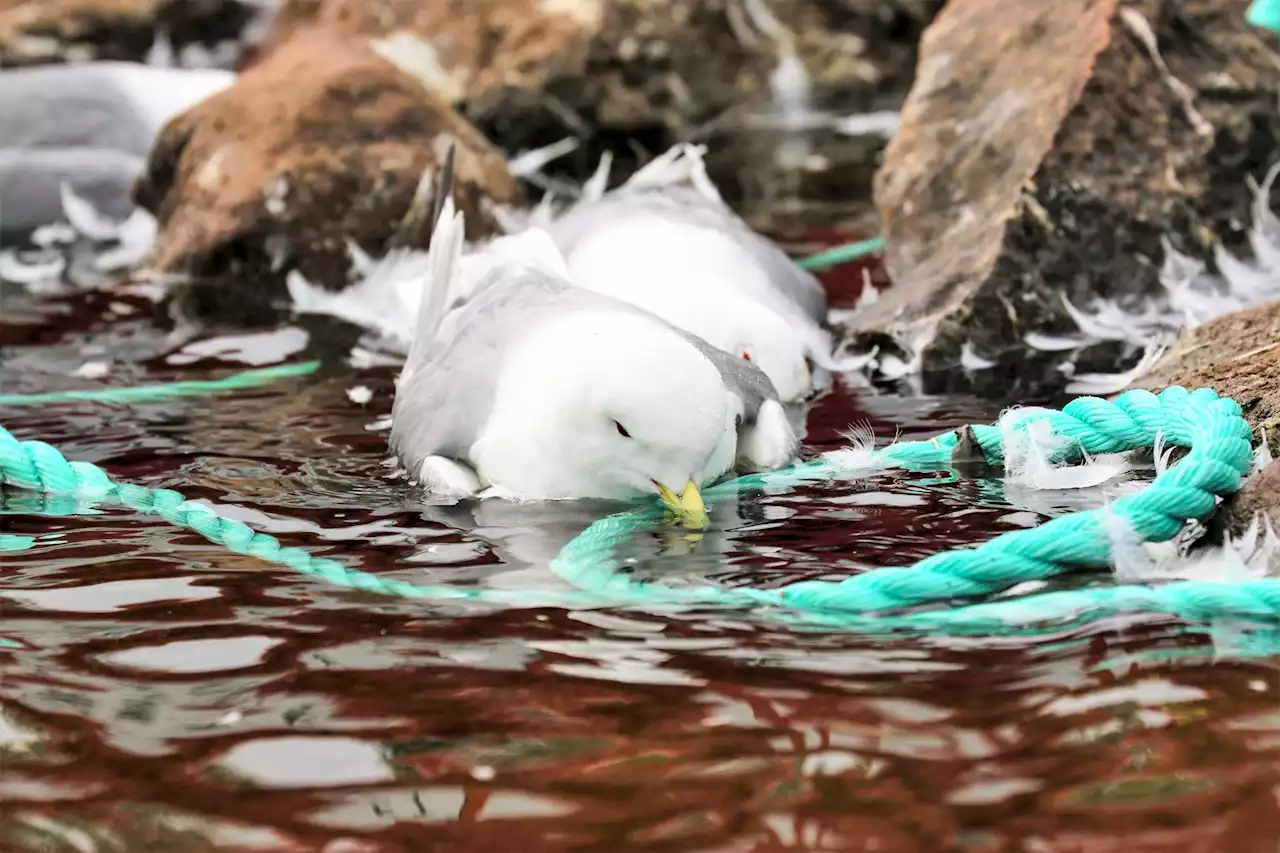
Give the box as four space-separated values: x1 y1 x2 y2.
850 0 1280 373
261 0 597 104
867 0 1118 339
1127 299 1280 440
258 0 942 208
0 0 255 66
134 29 521 293
1125 300 1280 539
1216 460 1280 538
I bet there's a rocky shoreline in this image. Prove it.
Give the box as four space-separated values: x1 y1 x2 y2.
0 0 938 308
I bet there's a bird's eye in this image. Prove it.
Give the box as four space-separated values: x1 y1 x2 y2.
741 352 753 361
614 420 631 438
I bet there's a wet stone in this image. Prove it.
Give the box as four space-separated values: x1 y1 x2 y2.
1125 298 1280 539
134 28 521 300
258 0 941 206
843 0 1280 373
0 0 259 67
1127 298 1280 440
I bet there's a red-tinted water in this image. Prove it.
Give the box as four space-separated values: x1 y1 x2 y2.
4 284 1280 853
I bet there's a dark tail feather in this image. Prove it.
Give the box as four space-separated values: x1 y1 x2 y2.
427 142 457 250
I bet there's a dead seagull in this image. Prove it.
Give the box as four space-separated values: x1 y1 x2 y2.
289 144 847 405
388 160 798 524
540 144 840 403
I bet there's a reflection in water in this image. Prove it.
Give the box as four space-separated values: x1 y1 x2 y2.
5 287 1280 852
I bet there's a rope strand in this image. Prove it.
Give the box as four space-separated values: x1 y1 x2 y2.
0 361 320 407
0 386 1265 635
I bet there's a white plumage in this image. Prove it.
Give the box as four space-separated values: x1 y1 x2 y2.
388 196 798 505
543 144 837 402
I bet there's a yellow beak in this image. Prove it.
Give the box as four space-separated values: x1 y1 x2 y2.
655 478 708 529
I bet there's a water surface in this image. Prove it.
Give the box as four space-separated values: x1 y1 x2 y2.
4 280 1280 852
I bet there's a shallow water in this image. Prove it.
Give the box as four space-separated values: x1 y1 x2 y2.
5 280 1280 853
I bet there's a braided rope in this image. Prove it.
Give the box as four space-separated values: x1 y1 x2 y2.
0 361 320 406
794 236 885 271
0 386 1267 634
0 427 649 610
772 389 1251 613
1249 0 1280 34
549 387 1259 625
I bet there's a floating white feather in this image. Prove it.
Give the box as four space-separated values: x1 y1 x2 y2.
826 421 884 474
1058 161 1280 388
960 342 996 370
287 248 434 350
31 223 77 247
580 151 614 204
623 144 724 205
1153 431 1175 476
1108 512 1280 583
1023 330 1091 352
1065 343 1167 395
92 208 158 272
1255 426 1274 473
508 138 580 178
0 250 65 285
1001 411 1130 491
59 183 119 242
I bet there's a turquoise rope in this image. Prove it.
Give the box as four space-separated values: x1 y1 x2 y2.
0 361 321 406
0 387 1266 634
0 438 472 602
794 236 885 272
548 387 1263 630
0 424 658 610
0 534 35 550
1249 0 1280 33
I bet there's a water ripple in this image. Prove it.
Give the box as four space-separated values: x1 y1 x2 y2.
5 291 1280 850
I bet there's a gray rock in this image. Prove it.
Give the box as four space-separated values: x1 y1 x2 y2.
846 0 1280 377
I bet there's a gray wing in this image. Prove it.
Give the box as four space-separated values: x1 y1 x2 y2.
390 268 620 473
550 186 830 327
392 270 552 471
390 262 786 476
672 327 778 426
